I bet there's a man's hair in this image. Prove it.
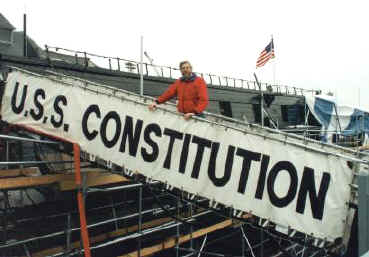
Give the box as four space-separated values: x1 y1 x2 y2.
179 61 192 69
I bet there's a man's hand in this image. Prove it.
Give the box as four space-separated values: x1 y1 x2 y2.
359 145 369 151
184 113 195 120
148 103 157 111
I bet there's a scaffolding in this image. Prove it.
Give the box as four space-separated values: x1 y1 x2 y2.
0 120 365 257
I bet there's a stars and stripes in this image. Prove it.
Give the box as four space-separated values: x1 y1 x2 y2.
256 39 275 68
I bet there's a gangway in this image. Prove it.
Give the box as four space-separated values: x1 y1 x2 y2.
1 66 367 256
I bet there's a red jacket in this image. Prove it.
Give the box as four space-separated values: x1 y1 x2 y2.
157 75 209 114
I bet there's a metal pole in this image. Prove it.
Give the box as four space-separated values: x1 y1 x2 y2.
117 58 121 71
23 14 27 57
176 194 180 257
66 213 72 254
272 35 276 86
23 243 31 257
2 191 9 244
190 204 194 251
138 186 142 257
111 195 118 231
0 160 75 166
6 141 9 170
83 52 88 67
254 73 264 127
260 228 264 257
241 229 245 257
140 36 144 96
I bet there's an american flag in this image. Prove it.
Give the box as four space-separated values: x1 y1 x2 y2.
256 39 275 68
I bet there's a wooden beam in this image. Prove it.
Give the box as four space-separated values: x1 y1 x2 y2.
0 171 129 190
60 172 129 191
0 167 39 178
29 217 172 257
120 219 233 257
0 174 69 189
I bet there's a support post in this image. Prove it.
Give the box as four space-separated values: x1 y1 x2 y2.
73 143 91 257
176 194 180 257
241 229 245 257
138 186 142 257
254 73 264 127
23 14 27 57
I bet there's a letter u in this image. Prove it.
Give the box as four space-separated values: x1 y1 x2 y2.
11 82 28 114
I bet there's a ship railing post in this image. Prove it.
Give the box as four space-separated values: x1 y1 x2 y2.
83 52 88 68
117 57 121 71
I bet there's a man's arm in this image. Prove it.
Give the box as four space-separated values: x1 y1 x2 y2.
157 82 178 104
149 82 177 111
359 144 369 151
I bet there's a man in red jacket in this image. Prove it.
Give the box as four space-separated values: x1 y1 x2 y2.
148 61 208 120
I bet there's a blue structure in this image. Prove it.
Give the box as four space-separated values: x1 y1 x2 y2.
306 95 369 143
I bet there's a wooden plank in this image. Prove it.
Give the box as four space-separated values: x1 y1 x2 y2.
60 172 129 191
120 219 233 257
29 217 172 257
0 174 69 189
0 171 129 190
0 167 39 178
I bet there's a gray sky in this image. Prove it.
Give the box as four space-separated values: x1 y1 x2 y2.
3 0 369 109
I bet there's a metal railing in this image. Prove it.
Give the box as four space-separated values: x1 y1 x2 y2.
0 134 63 168
44 45 315 96
11 66 368 164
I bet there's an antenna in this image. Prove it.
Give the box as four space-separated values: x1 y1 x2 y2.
144 51 161 76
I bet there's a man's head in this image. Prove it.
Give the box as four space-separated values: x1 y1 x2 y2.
179 61 192 78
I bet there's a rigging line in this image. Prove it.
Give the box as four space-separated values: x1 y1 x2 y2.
24 189 36 205
198 234 208 257
166 190 323 254
301 234 307 257
146 182 204 229
240 225 256 257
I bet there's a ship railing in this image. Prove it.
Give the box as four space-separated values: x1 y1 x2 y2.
0 134 72 170
11 66 368 166
44 45 315 96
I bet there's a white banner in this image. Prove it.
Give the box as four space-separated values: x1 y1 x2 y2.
1 70 353 241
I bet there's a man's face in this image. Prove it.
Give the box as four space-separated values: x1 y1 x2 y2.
180 63 192 77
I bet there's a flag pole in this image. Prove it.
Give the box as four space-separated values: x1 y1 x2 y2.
140 36 144 96
254 73 264 127
272 34 276 86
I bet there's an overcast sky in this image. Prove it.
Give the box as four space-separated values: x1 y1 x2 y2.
3 0 369 109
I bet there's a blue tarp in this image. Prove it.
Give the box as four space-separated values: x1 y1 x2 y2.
306 95 369 142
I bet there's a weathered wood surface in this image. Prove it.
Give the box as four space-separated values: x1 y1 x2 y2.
0 169 128 190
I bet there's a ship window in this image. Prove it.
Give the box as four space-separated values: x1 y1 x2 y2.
219 101 233 117
281 105 304 125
